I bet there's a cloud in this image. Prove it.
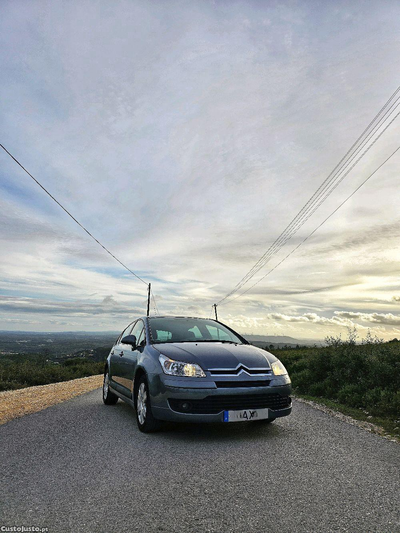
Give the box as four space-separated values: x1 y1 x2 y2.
304 220 400 257
0 296 143 317
267 311 367 329
0 1 399 333
223 315 270 331
268 313 307 323
267 310 400 330
335 311 400 326
102 295 116 305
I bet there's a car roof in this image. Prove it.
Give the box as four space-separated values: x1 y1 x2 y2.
146 316 216 320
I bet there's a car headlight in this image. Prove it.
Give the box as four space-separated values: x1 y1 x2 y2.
271 360 288 376
159 354 206 378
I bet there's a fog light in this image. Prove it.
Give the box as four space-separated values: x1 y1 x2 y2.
180 402 192 412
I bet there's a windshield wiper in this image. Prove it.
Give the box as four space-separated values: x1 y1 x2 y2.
152 339 242 345
192 339 241 344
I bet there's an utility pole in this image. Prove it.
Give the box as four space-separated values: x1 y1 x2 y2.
213 304 218 321
147 283 151 317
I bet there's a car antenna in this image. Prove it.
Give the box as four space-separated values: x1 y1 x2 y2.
147 283 151 317
213 304 218 321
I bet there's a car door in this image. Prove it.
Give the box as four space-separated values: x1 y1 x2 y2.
109 322 135 393
118 320 146 397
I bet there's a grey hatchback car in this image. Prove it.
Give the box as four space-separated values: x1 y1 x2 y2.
103 316 292 432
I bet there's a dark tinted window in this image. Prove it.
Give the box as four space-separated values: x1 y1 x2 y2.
149 318 243 344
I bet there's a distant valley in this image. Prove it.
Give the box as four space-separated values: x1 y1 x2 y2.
0 331 319 359
0 331 117 360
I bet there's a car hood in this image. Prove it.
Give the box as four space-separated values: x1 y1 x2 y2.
152 342 276 371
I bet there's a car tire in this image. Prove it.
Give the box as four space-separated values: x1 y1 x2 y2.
103 370 118 405
135 375 161 433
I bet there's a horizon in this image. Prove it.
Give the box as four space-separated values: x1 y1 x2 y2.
1 328 397 345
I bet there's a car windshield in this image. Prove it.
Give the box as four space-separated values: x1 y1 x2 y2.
149 318 244 345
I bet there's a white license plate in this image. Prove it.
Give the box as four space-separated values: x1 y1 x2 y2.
223 408 270 422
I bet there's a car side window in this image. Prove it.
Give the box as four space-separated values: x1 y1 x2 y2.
188 326 202 339
116 322 135 345
205 325 231 341
136 327 146 347
130 320 145 347
154 329 172 342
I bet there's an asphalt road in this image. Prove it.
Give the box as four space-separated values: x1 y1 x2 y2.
1 390 399 533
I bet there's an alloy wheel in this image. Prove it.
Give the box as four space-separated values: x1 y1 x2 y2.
103 372 109 400
137 382 147 425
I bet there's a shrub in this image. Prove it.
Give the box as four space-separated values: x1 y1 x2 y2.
0 354 104 391
274 334 400 423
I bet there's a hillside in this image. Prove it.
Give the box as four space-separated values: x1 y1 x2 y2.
244 334 318 348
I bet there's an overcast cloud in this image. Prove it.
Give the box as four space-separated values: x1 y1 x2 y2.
1 0 399 339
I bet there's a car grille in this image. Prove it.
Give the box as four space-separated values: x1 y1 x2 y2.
214 380 271 388
209 367 271 376
168 394 291 414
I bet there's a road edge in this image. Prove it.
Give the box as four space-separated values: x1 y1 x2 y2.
294 396 399 444
0 374 103 425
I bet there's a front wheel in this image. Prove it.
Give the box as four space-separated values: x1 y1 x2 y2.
135 376 161 433
103 371 118 405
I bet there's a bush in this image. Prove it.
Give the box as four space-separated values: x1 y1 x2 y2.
273 334 400 423
0 354 104 391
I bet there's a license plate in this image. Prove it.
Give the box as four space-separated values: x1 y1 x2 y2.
223 408 270 422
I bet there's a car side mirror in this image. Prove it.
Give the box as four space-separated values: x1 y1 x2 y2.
121 334 137 348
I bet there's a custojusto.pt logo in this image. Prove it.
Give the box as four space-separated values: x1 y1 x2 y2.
1 527 49 532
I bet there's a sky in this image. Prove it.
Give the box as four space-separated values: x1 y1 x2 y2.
0 0 399 340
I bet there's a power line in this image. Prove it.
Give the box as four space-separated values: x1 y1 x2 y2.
217 86 400 304
239 87 400 284
246 95 400 277
0 144 148 286
224 144 400 304
245 106 400 277
219 89 400 303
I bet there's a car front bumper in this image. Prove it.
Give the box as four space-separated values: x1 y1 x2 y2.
149 373 292 423
152 403 292 423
